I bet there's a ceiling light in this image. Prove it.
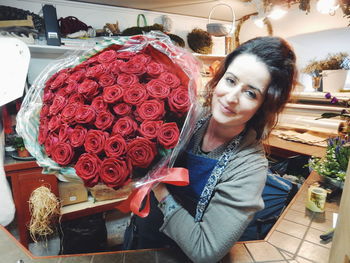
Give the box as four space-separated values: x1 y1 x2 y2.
253 15 265 28
267 6 287 20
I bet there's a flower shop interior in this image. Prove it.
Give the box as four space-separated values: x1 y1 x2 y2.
0 0 350 262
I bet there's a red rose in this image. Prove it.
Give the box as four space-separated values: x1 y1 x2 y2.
68 93 85 105
75 105 96 124
107 60 121 76
50 72 69 90
75 153 101 187
48 115 62 131
159 72 180 88
84 129 109 154
40 104 50 118
123 84 148 105
117 73 139 87
113 103 132 116
104 135 126 157
127 137 157 168
38 118 49 144
146 61 165 77
130 54 151 65
86 64 106 78
94 110 114 131
70 125 87 147
103 85 124 103
61 103 78 124
51 142 74 166
78 79 99 99
56 88 69 98
58 124 73 142
44 133 59 156
91 96 108 112
67 70 86 83
49 95 67 115
100 158 130 188
136 99 165 121
157 122 180 149
112 116 138 137
119 60 146 75
146 79 170 99
168 87 190 116
64 82 79 95
97 49 117 64
43 91 54 104
116 51 135 60
139 120 163 140
98 73 116 87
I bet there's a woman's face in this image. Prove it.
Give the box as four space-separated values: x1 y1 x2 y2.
211 53 271 130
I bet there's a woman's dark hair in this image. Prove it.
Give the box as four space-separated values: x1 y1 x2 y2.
204 36 297 140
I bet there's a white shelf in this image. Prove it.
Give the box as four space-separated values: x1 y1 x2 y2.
27 44 90 54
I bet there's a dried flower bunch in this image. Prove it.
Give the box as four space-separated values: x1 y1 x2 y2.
302 52 349 75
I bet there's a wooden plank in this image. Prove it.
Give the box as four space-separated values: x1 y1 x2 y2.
0 16 34 28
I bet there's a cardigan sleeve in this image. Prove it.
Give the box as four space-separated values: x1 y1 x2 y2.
158 150 267 263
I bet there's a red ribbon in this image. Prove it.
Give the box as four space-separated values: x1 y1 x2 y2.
116 168 189 217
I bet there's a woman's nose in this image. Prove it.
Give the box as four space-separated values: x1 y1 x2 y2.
225 86 241 104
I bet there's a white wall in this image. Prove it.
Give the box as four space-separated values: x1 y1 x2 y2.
2 0 350 89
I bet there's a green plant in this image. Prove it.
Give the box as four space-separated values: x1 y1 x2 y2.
309 136 350 182
13 136 26 151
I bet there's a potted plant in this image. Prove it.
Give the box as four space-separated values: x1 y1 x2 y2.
302 52 349 92
309 136 350 188
13 136 31 157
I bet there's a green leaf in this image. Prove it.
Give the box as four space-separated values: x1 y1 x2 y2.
316 113 342 119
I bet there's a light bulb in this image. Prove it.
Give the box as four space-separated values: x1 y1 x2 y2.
253 15 265 28
268 6 287 20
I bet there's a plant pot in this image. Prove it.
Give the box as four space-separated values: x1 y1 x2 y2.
17 148 31 158
322 69 348 93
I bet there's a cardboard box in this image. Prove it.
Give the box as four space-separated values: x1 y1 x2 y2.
58 181 88 206
89 183 131 201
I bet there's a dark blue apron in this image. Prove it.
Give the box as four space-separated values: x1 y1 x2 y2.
129 149 218 249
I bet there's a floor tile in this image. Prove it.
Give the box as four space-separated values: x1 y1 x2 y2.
156 248 192 263
310 218 333 232
124 249 156 263
59 255 93 263
288 256 313 263
276 220 308 239
280 250 294 260
297 241 330 263
283 210 312 226
222 243 253 263
267 231 302 254
245 241 284 262
91 252 124 263
289 201 307 213
32 256 60 263
304 227 332 249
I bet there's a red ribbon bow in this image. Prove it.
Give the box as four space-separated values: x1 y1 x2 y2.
116 168 189 217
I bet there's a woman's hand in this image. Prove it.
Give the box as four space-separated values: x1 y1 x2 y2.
152 183 170 202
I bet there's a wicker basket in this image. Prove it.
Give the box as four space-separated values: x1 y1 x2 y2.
206 3 236 37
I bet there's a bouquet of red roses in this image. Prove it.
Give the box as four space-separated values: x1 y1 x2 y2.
16 32 201 214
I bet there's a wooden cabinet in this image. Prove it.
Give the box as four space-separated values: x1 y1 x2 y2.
6 163 58 248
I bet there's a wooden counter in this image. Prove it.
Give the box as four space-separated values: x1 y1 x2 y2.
1 171 340 262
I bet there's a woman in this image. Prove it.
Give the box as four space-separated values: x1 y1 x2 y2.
124 36 297 263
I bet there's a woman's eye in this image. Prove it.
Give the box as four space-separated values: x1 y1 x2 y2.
245 89 257 99
225 77 235 84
